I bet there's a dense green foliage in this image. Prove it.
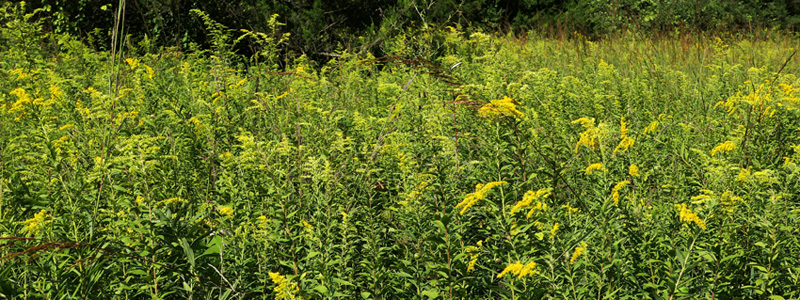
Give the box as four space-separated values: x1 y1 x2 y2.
19 0 800 61
2 2 800 299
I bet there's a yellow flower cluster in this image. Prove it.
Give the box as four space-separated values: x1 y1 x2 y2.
643 120 659 134
570 241 588 264
690 189 715 204
21 209 51 236
675 204 706 230
613 117 635 155
720 191 744 212
399 180 429 207
550 222 560 239
50 85 64 99
157 197 188 206
455 181 507 215
465 242 481 273
125 58 140 69
269 272 301 300
611 180 630 207
710 140 736 156
478 96 524 120
694 190 744 212
572 117 603 153
125 57 155 79
219 206 234 216
497 260 537 279
562 203 580 214
629 164 640 177
510 188 550 218
7 88 38 121
585 163 606 175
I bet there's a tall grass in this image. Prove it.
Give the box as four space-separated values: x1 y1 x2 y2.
1 3 799 299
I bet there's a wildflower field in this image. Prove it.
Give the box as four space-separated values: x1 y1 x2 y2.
2 3 800 299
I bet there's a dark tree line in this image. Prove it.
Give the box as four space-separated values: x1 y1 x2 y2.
24 0 800 60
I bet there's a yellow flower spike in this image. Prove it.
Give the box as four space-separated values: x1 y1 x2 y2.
219 206 234 216
125 58 140 69
613 136 635 155
455 181 507 215
584 163 606 175
710 140 736 156
157 197 188 206
21 210 51 236
643 120 659 134
572 117 604 153
571 117 595 129
269 272 301 300
611 180 630 207
144 65 154 79
478 96 525 120
50 85 64 99
675 204 706 230
498 260 537 279
465 245 480 273
550 222 560 239
562 203 580 214
510 188 550 216
570 242 588 264
613 117 635 155
736 167 751 182
629 164 640 177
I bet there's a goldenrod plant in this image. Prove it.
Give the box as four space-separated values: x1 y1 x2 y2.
1 3 800 299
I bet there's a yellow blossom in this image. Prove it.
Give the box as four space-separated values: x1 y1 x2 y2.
219 206 234 216
572 117 603 152
720 190 744 212
125 58 140 69
675 203 706 230
135 196 146 206
585 163 606 175
478 96 525 120
20 209 51 236
157 197 188 206
465 245 480 273
50 85 64 99
710 140 736 156
643 120 659 134
550 222 560 239
510 188 550 218
629 164 640 177
562 203 580 214
690 189 714 204
257 216 269 228
455 181 507 215
144 64 155 79
614 136 635 155
570 242 588 264
269 272 301 300
498 260 537 279
611 180 630 207
613 117 635 155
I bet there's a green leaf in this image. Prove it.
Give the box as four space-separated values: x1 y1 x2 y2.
421 289 439 299
179 238 195 269
304 251 321 261
312 285 328 294
332 278 354 286
201 236 223 257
